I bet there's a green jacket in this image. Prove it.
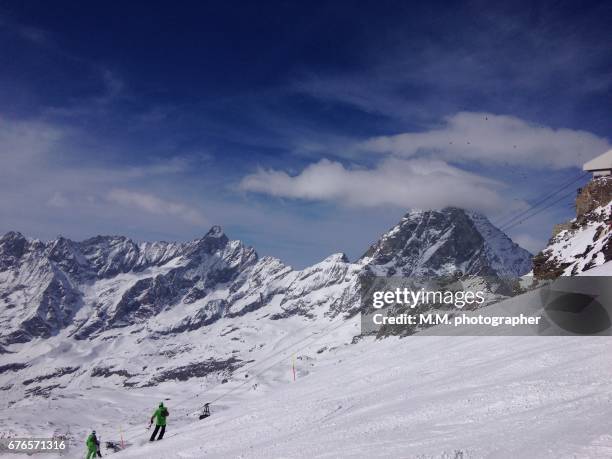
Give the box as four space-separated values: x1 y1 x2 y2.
152 405 168 426
86 434 97 450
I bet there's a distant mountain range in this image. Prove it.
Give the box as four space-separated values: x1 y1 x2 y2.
0 207 534 403
0 207 532 346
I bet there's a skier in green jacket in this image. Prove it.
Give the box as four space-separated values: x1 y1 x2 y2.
86 430 100 458
149 402 169 441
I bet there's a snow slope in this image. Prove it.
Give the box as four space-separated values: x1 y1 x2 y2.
7 287 608 459
109 304 612 458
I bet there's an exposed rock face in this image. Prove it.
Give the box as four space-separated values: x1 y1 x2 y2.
576 176 612 218
533 176 611 279
533 200 611 279
0 232 83 344
0 232 28 270
360 207 532 278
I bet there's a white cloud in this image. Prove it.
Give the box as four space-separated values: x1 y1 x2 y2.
0 117 64 166
47 192 69 208
240 157 509 213
107 189 207 226
360 112 610 169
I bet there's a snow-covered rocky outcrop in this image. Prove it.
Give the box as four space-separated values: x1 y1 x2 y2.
533 177 611 279
533 201 611 278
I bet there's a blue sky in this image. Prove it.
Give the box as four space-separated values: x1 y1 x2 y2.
0 1 611 267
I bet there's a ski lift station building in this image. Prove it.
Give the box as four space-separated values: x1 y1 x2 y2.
583 149 612 177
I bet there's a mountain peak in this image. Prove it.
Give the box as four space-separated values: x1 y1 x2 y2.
361 207 532 277
185 225 230 257
1 230 26 242
0 231 28 265
320 252 350 264
204 225 225 239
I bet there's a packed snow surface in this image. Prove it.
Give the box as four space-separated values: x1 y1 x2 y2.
117 329 612 457
4 287 612 459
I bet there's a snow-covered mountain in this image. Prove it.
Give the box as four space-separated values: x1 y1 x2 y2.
0 226 257 345
361 207 532 277
0 208 531 349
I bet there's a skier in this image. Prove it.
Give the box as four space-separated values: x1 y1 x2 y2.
149 402 169 441
85 430 101 458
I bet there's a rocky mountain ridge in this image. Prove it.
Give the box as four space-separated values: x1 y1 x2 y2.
0 208 533 347
0 207 533 402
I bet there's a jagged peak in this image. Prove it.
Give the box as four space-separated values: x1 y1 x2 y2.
257 255 287 266
399 207 471 224
0 231 26 242
0 231 28 260
399 207 504 233
184 225 230 257
49 236 90 255
319 253 350 264
387 207 466 238
360 205 532 276
51 235 77 245
400 208 425 220
204 225 226 239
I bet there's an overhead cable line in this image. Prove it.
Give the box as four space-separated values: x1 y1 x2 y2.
500 188 579 233
493 171 588 229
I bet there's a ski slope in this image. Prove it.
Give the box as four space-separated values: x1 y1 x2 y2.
98 286 612 458
112 341 612 457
